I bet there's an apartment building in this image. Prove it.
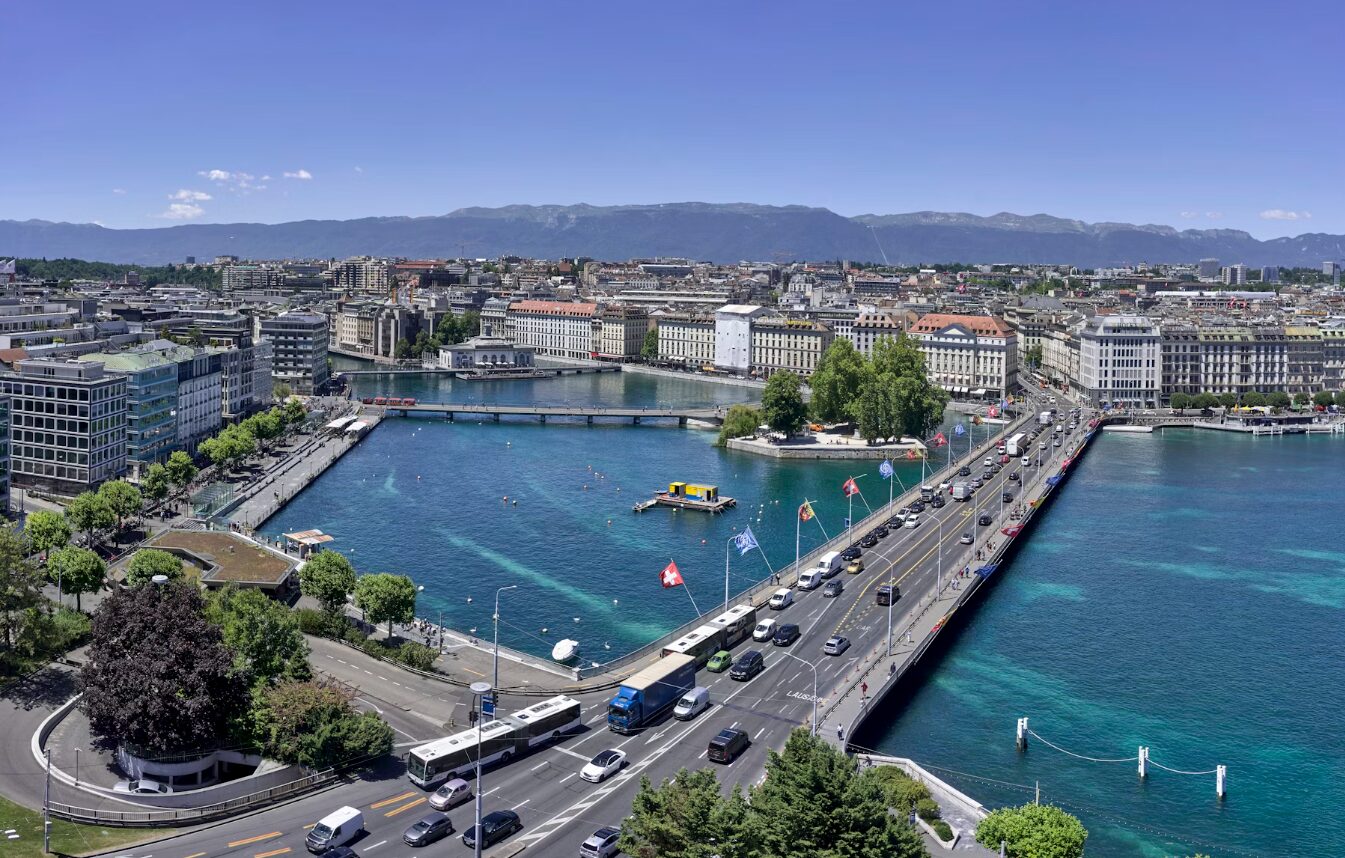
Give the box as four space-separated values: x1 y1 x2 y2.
331 302 432 361
0 358 127 492
0 300 81 334
1322 320 1345 392
260 312 330 394
0 396 9 515
654 313 716 367
1078 315 1162 407
750 318 834 378
848 312 904 358
330 257 392 293
595 306 649 362
908 313 1018 399
76 351 177 478
253 339 274 404
222 264 286 292
506 300 598 360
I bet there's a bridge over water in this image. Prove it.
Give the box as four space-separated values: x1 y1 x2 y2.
376 401 728 425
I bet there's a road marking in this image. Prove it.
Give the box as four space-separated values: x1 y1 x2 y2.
377 675 388 681
551 746 591 762
530 760 550 771
754 726 767 739
254 849 291 858
370 790 417 809
363 841 386 851
461 666 486 677
585 712 607 725
383 797 426 817
303 823 317 830
511 799 530 810
227 833 281 849
183 852 207 858
559 772 577 783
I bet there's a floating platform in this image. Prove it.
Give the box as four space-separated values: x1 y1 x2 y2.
637 492 737 514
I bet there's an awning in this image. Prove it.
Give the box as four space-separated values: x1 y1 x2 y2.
325 416 357 430
345 421 369 433
284 529 334 546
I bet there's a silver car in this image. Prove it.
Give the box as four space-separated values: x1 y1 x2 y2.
579 826 621 858
428 777 472 811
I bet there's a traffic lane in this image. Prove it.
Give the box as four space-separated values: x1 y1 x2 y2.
308 638 469 725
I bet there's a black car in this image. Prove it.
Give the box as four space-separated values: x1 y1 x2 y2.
1002 492 1014 503
859 533 878 548
325 850 357 858
958 465 971 476
403 812 453 847
1008 471 1020 482
978 512 993 526
909 501 926 513
462 811 522 850
823 579 844 598
730 650 765 680
930 494 946 508
874 524 889 538
887 515 905 528
771 623 800 647
841 544 863 560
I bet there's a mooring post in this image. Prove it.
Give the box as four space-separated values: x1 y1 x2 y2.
1137 746 1148 779
1016 717 1029 751
1216 765 1226 799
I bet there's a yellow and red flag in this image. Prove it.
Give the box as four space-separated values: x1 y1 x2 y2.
799 501 815 521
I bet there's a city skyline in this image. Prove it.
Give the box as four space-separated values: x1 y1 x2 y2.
5 0 1342 236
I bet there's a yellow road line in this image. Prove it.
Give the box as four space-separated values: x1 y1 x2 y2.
461 666 486 677
303 824 317 830
384 796 427 817
370 790 417 809
227 833 282 849
183 852 208 858
255 848 292 858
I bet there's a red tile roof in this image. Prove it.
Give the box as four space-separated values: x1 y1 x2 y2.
909 313 1012 338
509 300 598 317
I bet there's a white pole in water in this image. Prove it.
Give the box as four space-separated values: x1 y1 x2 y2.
1137 746 1148 779
1216 765 1226 799
1016 717 1029 750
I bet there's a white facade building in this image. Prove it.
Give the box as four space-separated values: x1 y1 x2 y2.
714 305 770 373
506 301 598 360
907 313 1018 399
1078 315 1162 407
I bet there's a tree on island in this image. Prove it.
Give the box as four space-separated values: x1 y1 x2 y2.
300 551 358 620
761 371 808 436
81 583 246 756
46 546 106 611
716 404 763 447
975 802 1087 858
809 339 867 424
354 573 418 640
124 548 185 587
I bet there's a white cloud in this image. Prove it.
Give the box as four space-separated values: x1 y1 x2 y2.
111 188 126 195
1259 209 1312 221
261 174 272 181
1179 211 1197 219
158 203 205 220
353 166 363 173
283 169 313 180
1205 211 1224 219
169 188 212 202
198 169 262 192
199 169 233 182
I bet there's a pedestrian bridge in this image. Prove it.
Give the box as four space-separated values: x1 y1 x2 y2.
377 401 729 425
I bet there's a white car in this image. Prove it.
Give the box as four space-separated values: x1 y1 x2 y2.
904 515 920 528
752 618 777 641
768 588 794 610
580 749 627 783
938 481 952 491
113 778 173 795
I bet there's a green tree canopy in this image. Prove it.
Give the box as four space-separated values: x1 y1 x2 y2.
1241 391 1267 408
1193 392 1219 410
762 371 808 435
1313 390 1335 408
124 548 185 587
858 765 932 817
1169 392 1191 411
300 551 358 616
82 583 246 755
1266 391 1290 409
66 491 115 545
47 546 106 611
97 480 143 535
620 768 753 858
24 510 72 555
1292 391 1311 408
1218 393 1238 409
205 587 311 685
354 573 418 638
641 327 659 360
717 404 763 447
810 339 867 424
0 526 43 649
199 423 257 470
975 803 1087 858
248 680 392 769
165 450 199 490
1336 390 1345 407
142 463 171 504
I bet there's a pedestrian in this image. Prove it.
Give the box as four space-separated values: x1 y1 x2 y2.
837 725 844 741
889 661 897 677
861 681 868 696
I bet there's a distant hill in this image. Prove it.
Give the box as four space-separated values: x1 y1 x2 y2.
3 203 1343 267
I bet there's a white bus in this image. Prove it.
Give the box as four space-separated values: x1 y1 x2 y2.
708 604 757 648
406 695 582 787
661 624 727 666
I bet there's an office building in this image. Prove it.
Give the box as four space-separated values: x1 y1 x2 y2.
260 312 330 394
1198 258 1221 281
908 313 1018 399
0 396 9 515
1077 315 1162 408
1222 264 1248 286
76 351 177 478
222 264 286 292
749 318 834 378
1260 267 1280 284
253 339 274 404
0 358 127 492
506 301 599 360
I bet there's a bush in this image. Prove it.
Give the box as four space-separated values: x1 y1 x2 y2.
915 798 942 821
862 765 932 815
396 642 438 671
931 819 954 842
295 608 331 636
360 637 390 658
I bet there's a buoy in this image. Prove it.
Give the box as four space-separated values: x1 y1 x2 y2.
512 500 517 506
604 641 611 650
701 539 707 544
541 627 549 634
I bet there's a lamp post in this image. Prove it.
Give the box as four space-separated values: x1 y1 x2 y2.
780 652 818 735
469 681 492 858
492 585 517 717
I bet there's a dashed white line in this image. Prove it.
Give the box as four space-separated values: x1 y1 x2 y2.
511 799 530 810
364 841 386 851
529 760 550 771
559 772 577 783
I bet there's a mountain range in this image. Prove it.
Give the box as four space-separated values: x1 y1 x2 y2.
3 204 1344 268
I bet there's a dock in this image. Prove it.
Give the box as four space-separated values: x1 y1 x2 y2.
637 492 737 513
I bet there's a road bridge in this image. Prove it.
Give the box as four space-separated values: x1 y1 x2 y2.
378 401 729 425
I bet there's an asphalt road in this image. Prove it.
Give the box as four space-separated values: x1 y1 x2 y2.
95 395 1086 858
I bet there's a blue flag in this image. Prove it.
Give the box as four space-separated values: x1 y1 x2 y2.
954 423 967 436
878 460 894 479
733 526 759 556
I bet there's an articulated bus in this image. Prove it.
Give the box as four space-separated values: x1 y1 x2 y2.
661 624 727 667
406 694 582 788
708 604 757 648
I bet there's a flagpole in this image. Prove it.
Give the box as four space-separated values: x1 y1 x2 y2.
724 535 733 613
795 504 802 581
683 581 701 618
885 460 893 511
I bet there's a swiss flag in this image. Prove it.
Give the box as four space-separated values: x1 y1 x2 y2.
660 561 684 589
933 432 948 447
905 449 917 460
841 477 859 496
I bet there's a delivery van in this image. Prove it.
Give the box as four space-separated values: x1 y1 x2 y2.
797 567 825 590
307 806 364 853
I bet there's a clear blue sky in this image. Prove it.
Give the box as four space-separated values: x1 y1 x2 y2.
4 0 1341 236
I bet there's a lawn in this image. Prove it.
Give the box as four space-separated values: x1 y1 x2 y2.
149 530 294 584
0 794 177 858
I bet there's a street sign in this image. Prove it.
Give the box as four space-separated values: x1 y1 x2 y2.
843 517 851 528
481 693 495 716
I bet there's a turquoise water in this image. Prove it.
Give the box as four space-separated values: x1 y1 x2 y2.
268 365 994 659
863 430 1345 857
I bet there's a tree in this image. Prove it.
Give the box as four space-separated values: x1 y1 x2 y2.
47 546 106 611
0 527 43 649
717 404 763 447
1336 390 1345 408
1292 391 1311 409
858 765 931 817
165 450 198 493
1242 391 1266 408
1024 344 1044 368
1169 392 1191 411
300 551 358 617
621 768 754 858
748 729 926 858
761 371 807 435
142 463 171 504
24 510 71 555
1218 393 1238 409
124 548 184 587
809 340 868 424
1313 390 1335 408
975 803 1087 858
272 381 292 402
205 587 311 685
249 680 392 768
282 398 306 426
1194 392 1218 410
641 327 659 361
81 583 246 755
871 336 948 437
354 573 417 639
1266 391 1290 409
97 480 143 537
394 338 413 361
853 370 903 443
65 491 115 547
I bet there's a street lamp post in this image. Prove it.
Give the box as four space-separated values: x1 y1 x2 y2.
780 652 818 735
492 585 518 717
469 680 492 858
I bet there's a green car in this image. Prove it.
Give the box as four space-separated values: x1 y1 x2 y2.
706 650 733 673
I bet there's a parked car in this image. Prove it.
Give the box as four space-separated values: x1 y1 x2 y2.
706 650 732 672
823 579 844 597
402 812 453 847
823 635 851 656
461 810 522 850
427 778 472 811
580 749 628 783
113 779 172 795
730 650 765 680
579 827 622 858
772 623 800 647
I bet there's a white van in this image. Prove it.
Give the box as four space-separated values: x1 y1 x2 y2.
768 588 794 610
752 618 777 641
797 568 824 590
817 551 843 577
673 686 710 720
307 806 364 853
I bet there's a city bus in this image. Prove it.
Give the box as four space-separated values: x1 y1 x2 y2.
506 695 583 750
708 604 757 648
661 624 727 667
406 694 582 787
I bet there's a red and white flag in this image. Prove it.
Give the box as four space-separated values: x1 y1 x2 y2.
932 432 948 447
660 560 684 588
841 477 859 496
987 405 1000 418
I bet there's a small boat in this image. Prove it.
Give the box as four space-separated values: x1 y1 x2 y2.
632 499 658 512
551 639 581 663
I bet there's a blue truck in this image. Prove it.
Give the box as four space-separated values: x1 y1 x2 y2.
607 653 697 733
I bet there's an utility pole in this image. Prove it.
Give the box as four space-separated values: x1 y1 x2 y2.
43 749 51 854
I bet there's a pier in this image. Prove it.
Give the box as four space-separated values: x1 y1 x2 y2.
376 400 728 425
